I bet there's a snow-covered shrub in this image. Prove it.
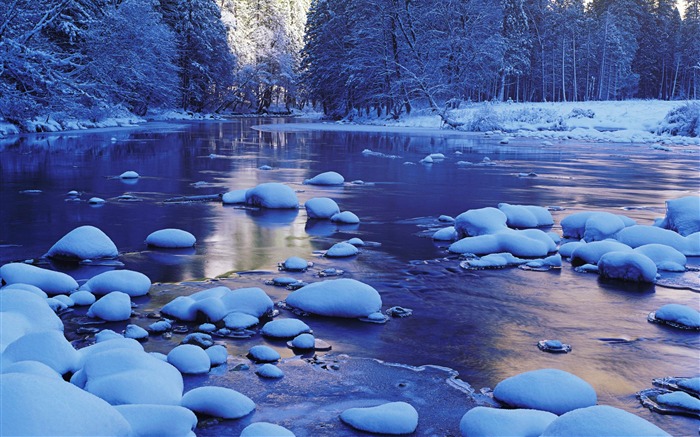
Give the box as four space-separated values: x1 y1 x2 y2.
657 102 700 137
569 108 595 119
468 104 502 132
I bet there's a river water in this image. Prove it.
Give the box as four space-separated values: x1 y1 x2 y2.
1 119 698 435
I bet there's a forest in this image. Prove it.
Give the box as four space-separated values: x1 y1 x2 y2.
0 0 698 127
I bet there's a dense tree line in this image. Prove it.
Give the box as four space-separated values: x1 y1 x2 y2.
301 0 700 119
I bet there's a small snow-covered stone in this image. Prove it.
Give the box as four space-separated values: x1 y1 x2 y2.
438 215 455 223
261 319 311 338
223 312 259 329
598 251 657 283
345 237 365 246
498 203 553 228
582 212 626 242
248 345 281 363
0 263 78 295
282 256 309 271
87 292 132 321
616 225 698 255
245 183 299 209
114 404 197 437
52 294 74 307
69 290 96 306
340 402 418 435
241 422 295 437
124 324 149 341
181 386 255 419
167 344 210 374
146 229 196 248
654 304 700 329
459 407 557 437
304 171 345 185
206 345 228 366
222 189 247 204
326 242 359 257
466 253 526 268
656 391 700 412
81 269 151 297
331 211 360 224
120 171 140 179
433 226 458 241
305 197 341 219
286 279 382 318
256 363 284 379
291 333 315 349
540 405 670 436
89 197 105 204
46 225 118 260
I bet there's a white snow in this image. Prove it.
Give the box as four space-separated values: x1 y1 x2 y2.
304 171 345 185
656 391 700 412
146 229 196 248
89 197 106 204
282 256 309 271
80 269 151 297
124 324 149 341
2 330 79 375
285 278 382 318
0 290 63 352
167 344 211 374
657 196 700 236
455 207 507 237
561 212 633 241
569 240 633 266
180 386 255 419
87 291 133 321
206 345 228 366
248 345 281 362
1 360 63 380
114 404 197 437
261 319 311 338
0 283 47 298
598 251 658 283
46 225 118 260
325 242 359 257
450 229 555 258
291 333 315 349
241 422 295 437
433 226 458 241
345 237 366 246
340 402 418 435
498 203 553 228
616 225 700 256
305 197 341 219
0 263 78 295
222 189 248 204
558 242 585 258
245 183 299 209
223 312 259 329
540 405 670 436
256 363 284 379
331 211 360 224
119 171 140 179
679 377 700 393
654 304 700 328
459 407 557 437
493 368 597 415
161 286 273 322
53 294 74 308
75 337 144 368
466 253 527 269
633 244 686 272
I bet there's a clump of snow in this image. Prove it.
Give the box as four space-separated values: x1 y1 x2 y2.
656 102 699 138
340 402 418 435
450 229 555 258
654 304 700 329
0 263 78 295
256 363 284 379
87 292 132 321
206 345 228 366
1 283 47 298
615 225 699 255
598 252 657 283
305 197 341 219
465 253 526 269
561 212 633 241
80 269 151 297
569 241 633 266
114 404 197 437
524 254 563 269
345 237 365 246
633 244 686 272
331 211 360 224
248 345 281 363
124 324 148 341
46 225 118 260
261 319 311 338
2 330 79 375
119 171 140 179
286 278 382 318
493 368 597 415
559 242 585 258
223 312 259 329
459 407 557 437
326 242 359 257
1 373 132 436
89 197 105 204
245 183 299 209
1 360 63 380
656 391 700 412
455 207 508 237
161 286 273 322
291 333 315 349
222 189 248 204
498 203 553 228
282 256 309 271
433 226 458 241
656 196 700 236
167 344 211 374
146 229 196 248
304 171 345 185
0 290 63 353
540 405 670 436
180 386 255 419
241 422 295 436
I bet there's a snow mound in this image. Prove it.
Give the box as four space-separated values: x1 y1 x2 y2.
146 229 196 248
326 242 359 257
161 286 273 322
2 330 79 375
561 212 632 240
223 312 259 329
69 290 96 305
0 373 132 436
286 278 382 318
304 171 345 185
340 402 418 435
282 256 309 271
1 360 63 380
656 391 700 411
657 196 700 236
450 229 555 257
87 292 133 321
654 304 700 329
616 225 700 255
455 207 508 237
291 333 315 349
124 324 148 341
181 386 255 419
120 171 140 179
81 269 151 297
433 226 458 241
206 345 228 366
459 407 557 437
248 345 281 363
465 253 526 269
331 211 360 224
0 263 78 295
633 244 686 271
1 283 47 298
256 363 284 379
222 189 247 204
261 319 311 338
46 225 118 260
241 422 295 436
498 203 553 228
598 252 657 283
540 405 670 436
167 344 211 374
305 197 341 219
75 337 144 368
570 240 633 266
493 368 597 415
0 290 63 352
245 183 299 209
115 404 197 437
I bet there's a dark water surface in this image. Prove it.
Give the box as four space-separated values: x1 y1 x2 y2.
1 119 699 435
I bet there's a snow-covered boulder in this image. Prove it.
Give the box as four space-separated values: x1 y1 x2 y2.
654 304 700 329
561 212 634 240
0 283 47 298
282 256 309 271
498 203 553 228
146 229 196 248
241 422 295 437
167 345 211 374
305 197 341 219
1 373 132 436
256 363 284 379
1 360 63 380
304 171 344 185
493 369 597 415
261 319 311 338
656 391 700 412
616 225 700 256
0 290 63 352
223 312 259 329
206 345 228 366
80 270 151 297
331 211 360 224
245 183 299 209
161 286 273 322
46 225 118 260
291 333 315 349
87 292 132 321
433 226 458 241
286 278 382 318
69 290 96 306
120 171 140 179
248 345 280 363
114 404 197 437
657 196 700 236
124 324 148 341
0 263 78 295
455 207 508 237
340 402 418 435
75 337 144 368
222 189 247 204
569 240 633 266
598 251 657 283
465 253 526 269
540 405 670 436
181 386 255 419
633 244 686 271
459 407 557 437
2 330 79 375
449 230 555 258
326 242 359 257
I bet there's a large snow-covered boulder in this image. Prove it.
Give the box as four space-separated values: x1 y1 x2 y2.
46 225 118 260
598 252 657 283
87 292 133 322
245 183 298 209
340 402 418 435
569 240 633 266
540 405 670 436
493 369 597 415
161 286 273 322
0 263 78 295
657 196 700 236
498 203 553 228
115 404 197 437
305 197 341 219
1 373 132 436
616 225 700 256
2 330 80 375
633 244 686 272
304 171 345 186
455 207 508 237
0 290 64 352
146 229 196 248
459 407 557 437
449 229 555 258
181 386 255 419
286 278 382 318
80 270 151 297
561 211 634 240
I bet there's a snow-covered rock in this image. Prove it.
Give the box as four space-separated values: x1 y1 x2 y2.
89 197 105 204
331 211 360 224
248 345 281 363
46 225 118 260
633 244 686 271
326 242 359 257
206 345 228 366
558 241 585 258
569 240 633 266
540 405 670 436
87 292 132 321
80 270 151 297
241 422 295 437
305 197 341 219
167 344 211 374
0 283 47 298
657 196 700 236
246 183 299 209
561 211 634 240
120 171 140 179
493 369 597 415
498 203 553 228
304 171 344 185
616 225 700 256
291 333 315 349
598 251 657 283
114 404 197 437
282 256 309 271
222 189 247 204
261 319 311 338
1 373 132 436
450 229 555 257
2 330 79 375
181 386 255 419
455 207 508 237
656 391 700 412
69 290 96 306
0 263 78 295
0 290 63 352
340 402 418 435
465 253 526 268
433 226 458 241
1 360 63 380
124 324 149 341
75 337 144 368
161 286 273 322
256 363 284 379
223 312 259 329
146 229 196 248
459 407 557 437
286 278 382 318
654 304 700 329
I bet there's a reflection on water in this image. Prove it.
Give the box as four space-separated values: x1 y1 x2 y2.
1 120 699 435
